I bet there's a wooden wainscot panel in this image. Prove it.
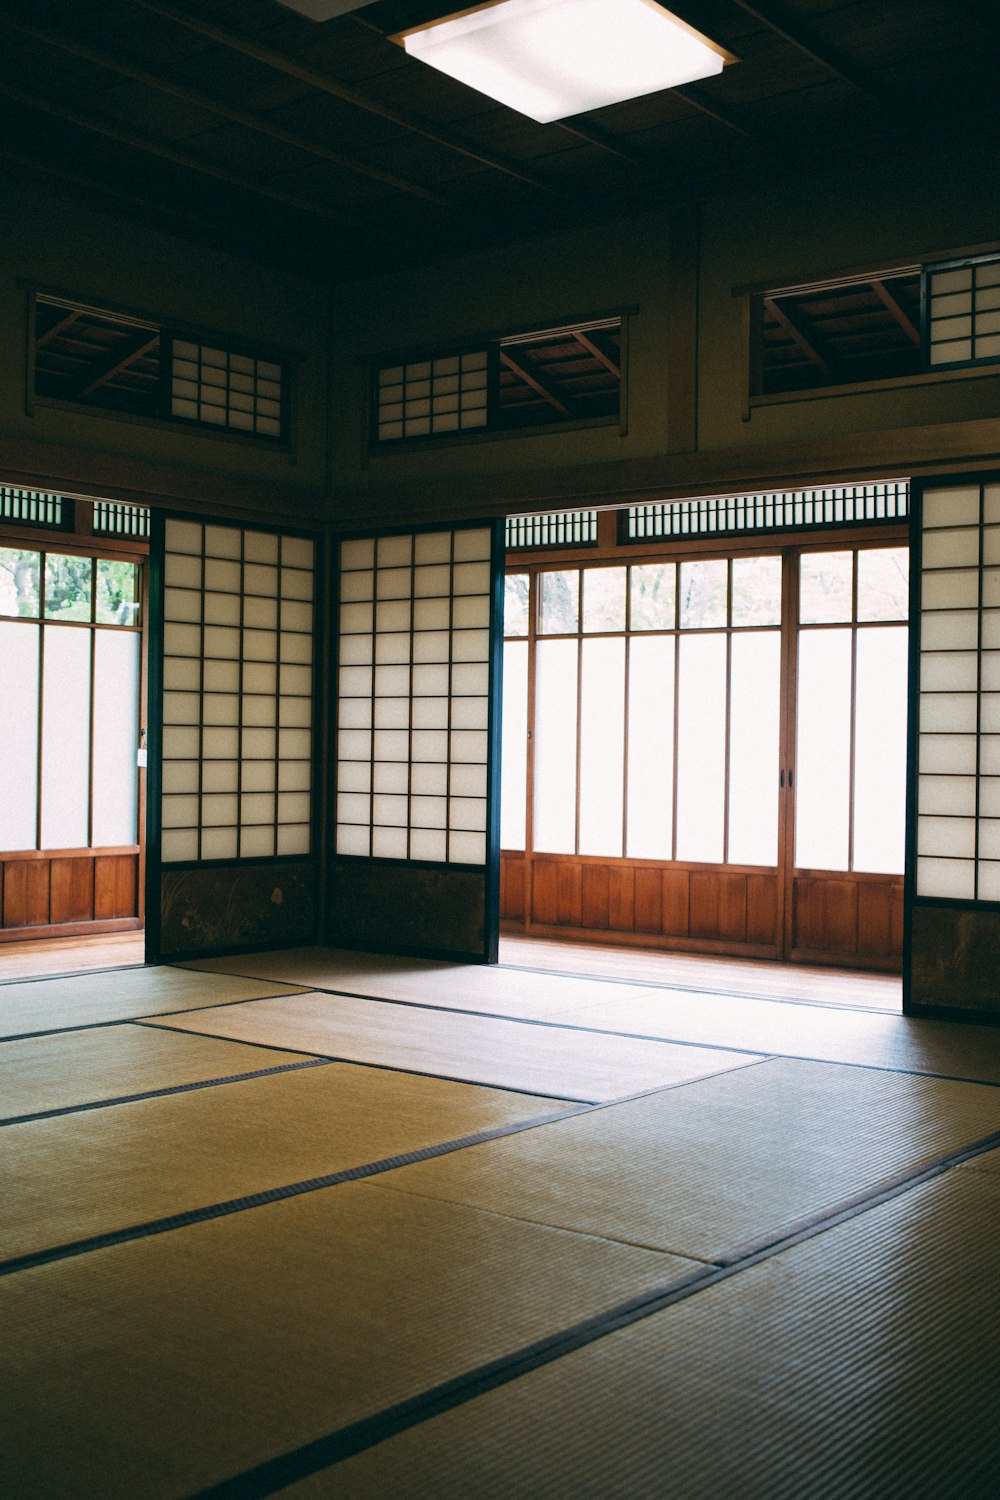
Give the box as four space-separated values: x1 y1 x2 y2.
690 871 748 943
747 874 777 945
26 861 53 925
634 867 663 933
793 876 859 956
857 881 893 958
531 860 560 926
660 868 689 937
607 866 636 932
500 855 526 922
3 861 28 928
556 862 583 926
50 858 95 924
581 864 610 930
95 855 139 921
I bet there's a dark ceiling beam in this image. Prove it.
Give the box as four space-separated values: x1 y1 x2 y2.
725 0 887 103
132 0 555 193
75 334 160 397
555 119 692 189
499 350 573 416
572 330 620 379
763 296 835 379
870 280 920 347
0 80 367 234
0 13 458 210
672 81 779 147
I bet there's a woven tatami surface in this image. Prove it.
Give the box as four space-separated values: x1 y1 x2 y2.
158 991 755 1101
0 1024 304 1122
305 1167 1000 1500
0 1061 573 1263
4 945 999 1499
183 946 1000 1082
0 1182 695 1500
369 1056 1000 1260
0 965 305 1038
184 946 671 1020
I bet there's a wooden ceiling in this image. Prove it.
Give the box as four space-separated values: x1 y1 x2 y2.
3 0 1000 282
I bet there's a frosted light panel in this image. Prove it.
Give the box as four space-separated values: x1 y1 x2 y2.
534 639 578 853
160 520 314 863
796 630 851 870
675 634 726 862
399 0 729 124
92 631 140 846
0 622 39 849
335 527 495 865
500 641 528 849
41 626 91 848
626 635 674 859
728 632 780 865
578 638 625 856
917 482 998 898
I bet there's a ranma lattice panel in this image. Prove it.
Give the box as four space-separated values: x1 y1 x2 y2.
160 519 315 863
336 528 494 865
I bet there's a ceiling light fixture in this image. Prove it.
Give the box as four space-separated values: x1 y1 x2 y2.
393 0 736 123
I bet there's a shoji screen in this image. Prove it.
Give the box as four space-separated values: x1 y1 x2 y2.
909 479 1000 1017
150 515 319 960
331 521 503 962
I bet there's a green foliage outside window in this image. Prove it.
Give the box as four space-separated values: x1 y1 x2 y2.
0 547 139 624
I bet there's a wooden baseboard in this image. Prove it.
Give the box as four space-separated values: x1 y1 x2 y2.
0 917 142 944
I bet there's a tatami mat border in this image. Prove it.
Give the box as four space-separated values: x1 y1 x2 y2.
186 1123 1000 1500
0 1056 333 1129
0 962 147 988
168 977 1000 1088
0 1104 587 1278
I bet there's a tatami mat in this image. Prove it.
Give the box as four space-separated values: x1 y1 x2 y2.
309 1169 1000 1500
0 966 306 1039
157 991 759 1102
370 1057 1000 1262
184 946 669 1019
0 1180 695 1500
558 987 1000 1084
0 1063 574 1263
0 1024 305 1122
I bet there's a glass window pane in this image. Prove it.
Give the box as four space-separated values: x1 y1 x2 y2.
534 638 578 852
45 554 93 621
675 633 726 861
500 640 528 849
503 574 530 636
41 625 91 847
92 631 141 846
795 628 852 869
679 559 727 629
579 638 625 855
538 570 579 634
728 632 780 865
799 551 852 624
0 621 39 848
0 548 41 617
582 568 626 633
629 564 675 630
626 635 674 858
96 560 141 627
853 626 908 873
731 555 781 627
856 548 909 622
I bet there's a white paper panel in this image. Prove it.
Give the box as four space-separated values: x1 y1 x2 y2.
335 527 494 865
161 519 314 863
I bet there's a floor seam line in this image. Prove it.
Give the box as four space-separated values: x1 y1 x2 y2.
0 1056 333 1129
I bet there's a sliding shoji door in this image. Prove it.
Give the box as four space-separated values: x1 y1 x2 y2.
332 521 504 962
908 478 1000 1017
148 514 320 960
